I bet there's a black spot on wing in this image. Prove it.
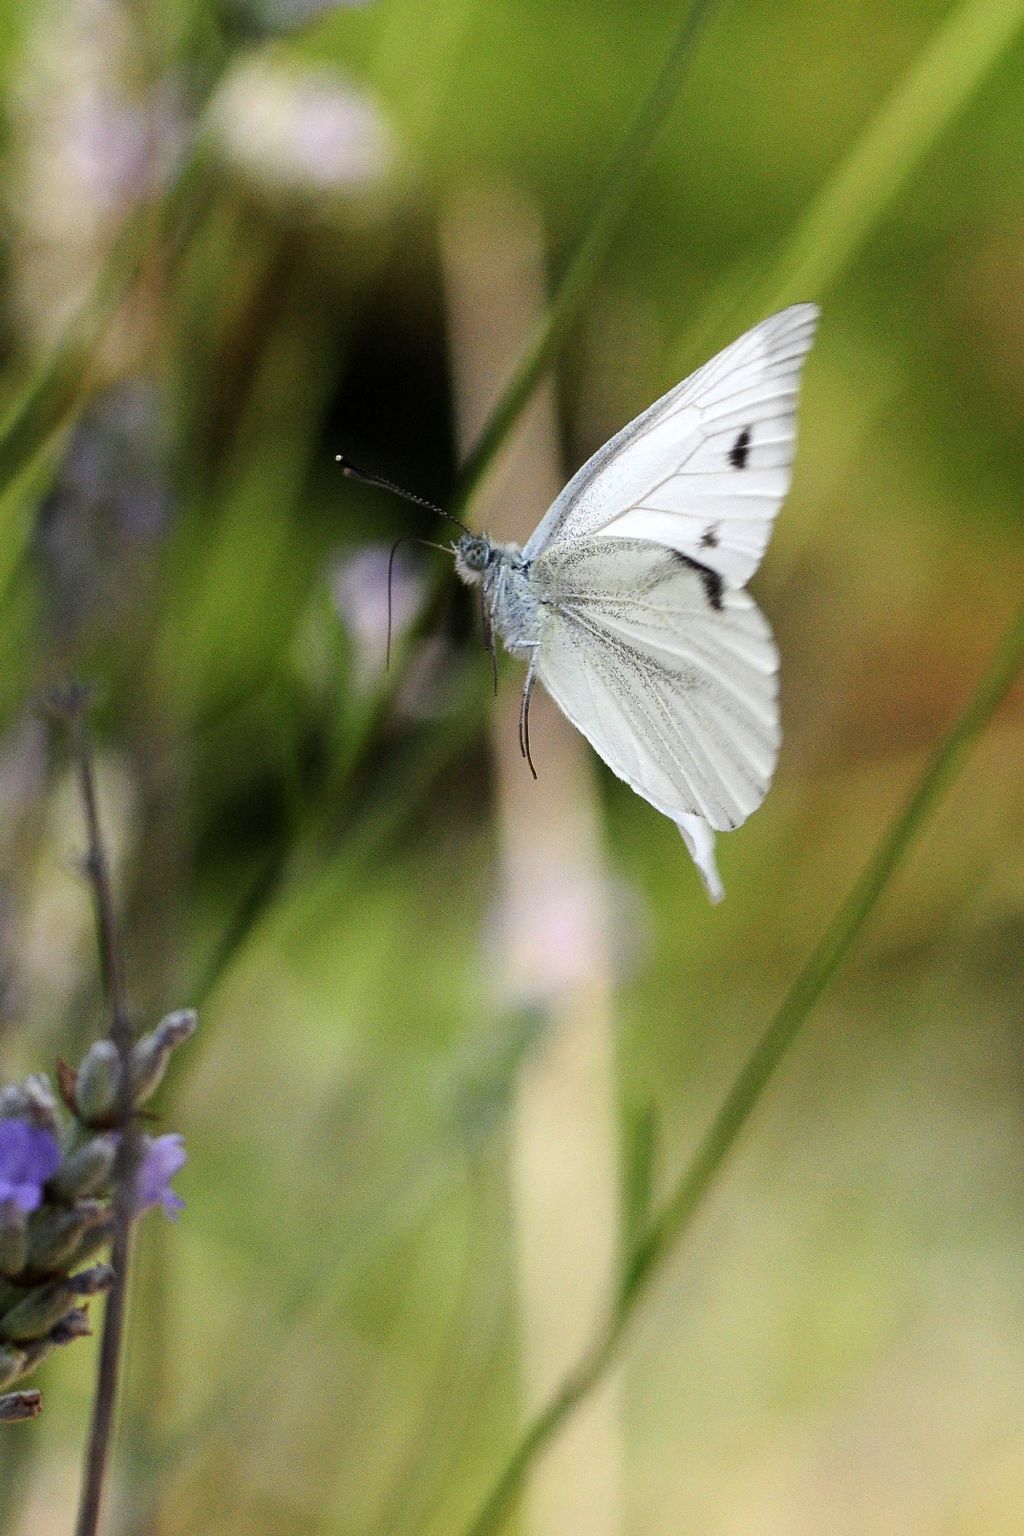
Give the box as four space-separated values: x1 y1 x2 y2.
699 526 719 549
669 550 724 611
729 426 752 469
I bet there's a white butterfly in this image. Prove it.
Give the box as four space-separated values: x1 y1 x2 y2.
452 305 819 903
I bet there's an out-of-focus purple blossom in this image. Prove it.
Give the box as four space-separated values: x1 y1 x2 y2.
331 545 425 689
65 77 187 209
35 380 173 640
133 1134 186 1219
0 1121 61 1214
207 58 394 203
8 0 190 359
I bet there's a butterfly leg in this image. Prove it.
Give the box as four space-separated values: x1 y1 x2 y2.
519 646 540 781
480 591 498 695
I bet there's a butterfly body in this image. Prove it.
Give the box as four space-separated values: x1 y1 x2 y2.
456 535 545 657
450 305 819 901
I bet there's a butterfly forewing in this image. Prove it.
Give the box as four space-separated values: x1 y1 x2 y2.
524 304 818 588
532 539 779 831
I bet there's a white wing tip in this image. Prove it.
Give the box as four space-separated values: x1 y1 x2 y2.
773 300 819 321
769 301 820 341
676 813 725 904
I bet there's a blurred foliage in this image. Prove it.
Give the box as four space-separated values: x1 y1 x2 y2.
0 1 1022 1534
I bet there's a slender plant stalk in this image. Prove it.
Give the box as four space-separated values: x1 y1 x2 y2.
449 0 724 518
0 190 157 497
0 112 214 502
70 707 129 1027
755 0 1024 311
460 594 1024 1536
60 689 139 1536
675 0 1024 363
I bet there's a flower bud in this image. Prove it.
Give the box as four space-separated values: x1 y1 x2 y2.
0 1263 113 1341
26 1201 106 1275
0 1280 22 1316
1 1280 77 1342
68 1263 115 1297
0 1343 28 1391
49 1134 118 1201
0 1204 27 1278
50 1307 91 1345
65 1216 115 1269
11 1307 93 1380
15 1334 56 1374
129 1009 197 1107
74 1042 121 1124
0 1076 60 1136
18 1305 91 1372
0 1389 41 1421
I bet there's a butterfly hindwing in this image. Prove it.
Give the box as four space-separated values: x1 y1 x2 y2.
532 538 779 832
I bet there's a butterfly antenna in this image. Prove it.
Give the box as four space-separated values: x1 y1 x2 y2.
383 536 453 668
336 455 470 537
386 535 412 670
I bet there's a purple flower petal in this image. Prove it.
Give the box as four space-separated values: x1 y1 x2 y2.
134 1134 187 1219
0 1119 62 1213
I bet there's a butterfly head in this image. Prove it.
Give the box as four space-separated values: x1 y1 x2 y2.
454 533 496 586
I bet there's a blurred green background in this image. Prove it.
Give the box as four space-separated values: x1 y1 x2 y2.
0 0 1022 1532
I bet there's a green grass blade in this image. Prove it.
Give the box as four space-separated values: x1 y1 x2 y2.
682 0 1024 356
450 0 725 518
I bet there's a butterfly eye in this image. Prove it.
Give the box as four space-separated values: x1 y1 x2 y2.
462 539 491 571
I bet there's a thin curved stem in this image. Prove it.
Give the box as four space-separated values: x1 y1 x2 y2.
672 0 1024 366
460 592 1024 1536
0 118 213 500
57 688 139 1536
449 0 725 519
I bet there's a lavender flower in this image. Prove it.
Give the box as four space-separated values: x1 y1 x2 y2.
1 695 199 1433
134 1134 186 1218
35 380 174 643
0 1121 61 1214
0 1017 195 1421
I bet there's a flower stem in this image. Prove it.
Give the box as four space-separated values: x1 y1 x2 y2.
56 687 138 1536
449 0 725 519
0 102 214 503
459 593 1024 1536
69 701 129 1041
